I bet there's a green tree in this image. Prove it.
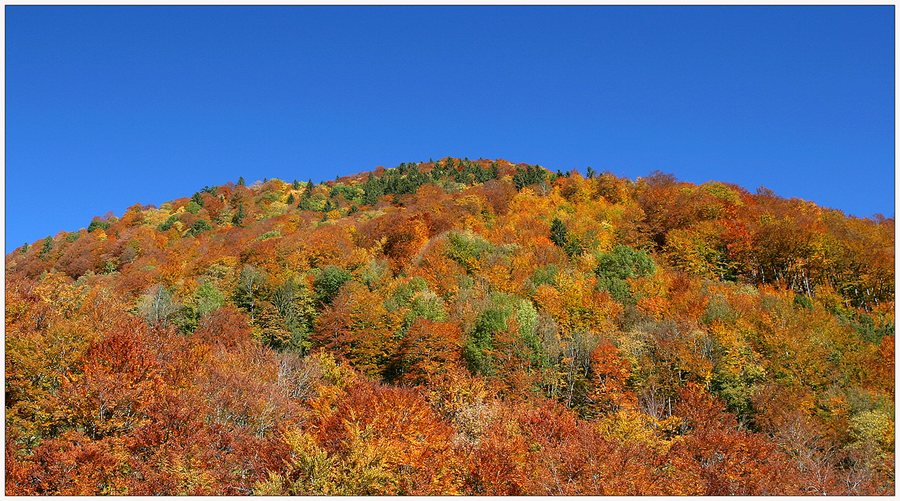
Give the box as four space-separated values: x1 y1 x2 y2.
39 237 53 258
186 219 212 237
550 218 584 257
87 220 110 233
232 204 246 226
513 165 547 191
550 218 569 248
158 214 178 231
313 266 351 306
595 245 656 303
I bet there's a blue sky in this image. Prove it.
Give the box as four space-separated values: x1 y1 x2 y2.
6 6 894 252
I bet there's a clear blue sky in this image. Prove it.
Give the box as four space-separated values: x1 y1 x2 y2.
7 6 894 252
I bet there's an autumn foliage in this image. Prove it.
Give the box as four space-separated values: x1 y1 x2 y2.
5 158 894 494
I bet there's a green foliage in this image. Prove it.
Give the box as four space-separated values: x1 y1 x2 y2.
329 184 364 205
191 192 205 207
298 192 324 211
186 201 202 214
829 306 895 344
314 266 352 306
528 264 559 290
87 220 111 233
463 293 540 376
361 174 382 205
549 218 585 257
515 299 543 366
793 293 813 310
451 159 497 184
186 219 212 237
39 237 53 258
701 181 742 205
464 308 507 376
237 176 246 186
257 230 282 241
360 162 433 205
446 231 494 274
102 259 118 274
550 218 569 248
158 214 179 232
232 204 246 226
359 260 389 290
166 280 224 334
385 277 447 332
513 164 547 191
595 245 656 303
709 347 767 423
286 193 296 205
195 280 225 317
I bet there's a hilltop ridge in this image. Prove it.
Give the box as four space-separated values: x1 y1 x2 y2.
9 157 892 310
6 157 895 495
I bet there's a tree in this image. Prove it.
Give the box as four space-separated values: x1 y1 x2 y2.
313 266 351 306
595 245 656 303
87 220 111 233
138 285 179 328
186 219 212 237
394 319 463 385
512 165 547 191
40 237 54 258
549 218 569 248
232 204 246 226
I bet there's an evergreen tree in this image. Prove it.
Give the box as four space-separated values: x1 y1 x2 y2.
39 237 53 258
513 165 547 191
550 218 569 248
232 204 246 226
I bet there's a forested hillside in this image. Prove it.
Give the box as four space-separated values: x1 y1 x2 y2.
5 158 895 495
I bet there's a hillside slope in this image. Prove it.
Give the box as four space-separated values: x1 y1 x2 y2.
5 158 895 495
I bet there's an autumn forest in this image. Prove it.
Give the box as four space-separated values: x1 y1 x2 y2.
4 158 895 495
